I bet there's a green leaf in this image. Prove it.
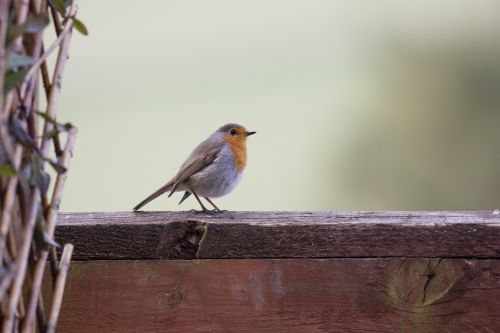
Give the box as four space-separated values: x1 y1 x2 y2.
43 233 60 248
31 156 42 186
34 214 46 248
10 116 36 148
35 111 73 136
42 125 71 138
73 18 88 36
4 69 28 93
43 129 60 139
40 169 51 193
7 53 34 69
35 111 72 127
44 157 67 174
35 111 58 125
28 156 51 193
34 213 60 251
0 164 16 176
48 0 67 16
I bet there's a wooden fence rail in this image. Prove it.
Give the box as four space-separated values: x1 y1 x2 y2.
48 211 500 332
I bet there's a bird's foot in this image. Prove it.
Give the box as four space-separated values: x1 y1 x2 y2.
211 209 227 214
190 209 216 215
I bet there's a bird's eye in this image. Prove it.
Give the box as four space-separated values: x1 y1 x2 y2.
229 129 237 135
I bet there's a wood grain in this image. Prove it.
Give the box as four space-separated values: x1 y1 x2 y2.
55 211 500 260
45 258 500 333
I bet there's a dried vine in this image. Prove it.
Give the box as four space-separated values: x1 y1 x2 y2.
0 0 86 332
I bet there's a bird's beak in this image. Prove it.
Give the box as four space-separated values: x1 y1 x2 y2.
246 131 256 136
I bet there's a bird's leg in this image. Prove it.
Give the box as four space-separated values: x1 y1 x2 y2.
204 197 226 213
190 190 214 214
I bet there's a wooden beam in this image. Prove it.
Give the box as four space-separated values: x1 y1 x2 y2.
45 258 500 332
55 211 500 260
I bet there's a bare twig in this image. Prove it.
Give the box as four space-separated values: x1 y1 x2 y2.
40 51 52 97
2 189 41 332
21 128 78 333
23 12 76 90
47 128 77 234
13 0 31 50
40 7 77 153
46 243 73 333
49 246 59 284
38 45 63 157
0 251 14 304
0 101 24 268
3 5 74 329
1 0 52 268
49 5 63 36
0 0 11 98
0 146 23 262
1 2 80 332
0 93 17 157
36 295 47 333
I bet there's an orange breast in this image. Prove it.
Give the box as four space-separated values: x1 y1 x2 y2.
224 135 248 172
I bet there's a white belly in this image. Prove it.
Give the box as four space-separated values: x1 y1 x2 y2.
184 145 243 198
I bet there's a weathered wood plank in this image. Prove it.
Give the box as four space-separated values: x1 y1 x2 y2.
55 211 500 259
45 258 500 333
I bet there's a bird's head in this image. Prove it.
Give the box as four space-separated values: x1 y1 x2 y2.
218 123 256 146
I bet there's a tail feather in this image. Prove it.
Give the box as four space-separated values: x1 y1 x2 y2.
132 183 173 211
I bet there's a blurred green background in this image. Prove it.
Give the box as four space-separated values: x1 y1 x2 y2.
51 0 500 212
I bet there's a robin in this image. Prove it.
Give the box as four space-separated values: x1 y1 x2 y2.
133 123 256 213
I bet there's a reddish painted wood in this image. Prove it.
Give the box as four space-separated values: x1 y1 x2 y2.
55 211 500 259
46 259 500 333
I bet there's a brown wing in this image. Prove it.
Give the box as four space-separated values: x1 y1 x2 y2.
132 135 223 211
167 135 224 196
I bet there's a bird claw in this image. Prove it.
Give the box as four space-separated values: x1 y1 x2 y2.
190 209 217 215
191 210 226 215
